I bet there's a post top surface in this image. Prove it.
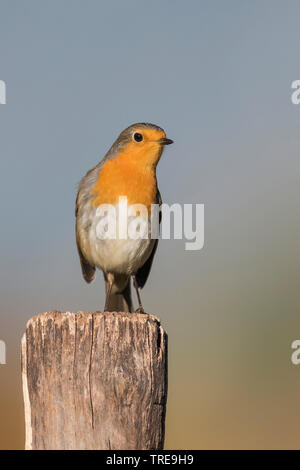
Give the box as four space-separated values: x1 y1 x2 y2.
24 310 163 331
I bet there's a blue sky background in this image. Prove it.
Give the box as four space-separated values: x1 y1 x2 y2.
1 0 300 449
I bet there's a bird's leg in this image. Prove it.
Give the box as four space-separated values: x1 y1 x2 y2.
132 275 145 314
104 273 114 311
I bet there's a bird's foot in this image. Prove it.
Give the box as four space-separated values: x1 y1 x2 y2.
135 306 146 314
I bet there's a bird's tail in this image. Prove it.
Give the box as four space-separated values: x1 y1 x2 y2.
104 279 133 312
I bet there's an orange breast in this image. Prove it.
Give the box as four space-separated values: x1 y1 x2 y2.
91 153 157 211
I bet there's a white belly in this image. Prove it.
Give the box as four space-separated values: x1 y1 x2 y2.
87 203 156 275
91 236 153 274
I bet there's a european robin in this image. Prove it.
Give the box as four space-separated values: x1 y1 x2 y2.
75 123 173 312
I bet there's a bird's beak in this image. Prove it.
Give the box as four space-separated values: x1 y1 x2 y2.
158 137 174 145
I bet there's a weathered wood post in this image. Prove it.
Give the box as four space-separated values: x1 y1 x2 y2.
21 311 168 450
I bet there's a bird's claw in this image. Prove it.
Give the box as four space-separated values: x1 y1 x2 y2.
135 307 146 314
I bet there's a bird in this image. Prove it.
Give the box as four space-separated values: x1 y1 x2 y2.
75 122 173 312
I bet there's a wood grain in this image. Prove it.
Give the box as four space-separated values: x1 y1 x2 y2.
21 311 168 450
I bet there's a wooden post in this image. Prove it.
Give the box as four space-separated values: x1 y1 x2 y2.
21 311 168 450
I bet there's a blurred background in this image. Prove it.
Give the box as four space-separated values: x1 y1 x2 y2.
1 0 300 449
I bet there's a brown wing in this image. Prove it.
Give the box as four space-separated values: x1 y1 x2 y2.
135 189 162 289
75 232 96 283
76 242 96 283
75 177 96 284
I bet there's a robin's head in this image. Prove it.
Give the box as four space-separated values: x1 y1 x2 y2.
107 123 173 168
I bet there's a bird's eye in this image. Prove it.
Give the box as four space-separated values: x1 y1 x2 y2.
133 132 143 142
